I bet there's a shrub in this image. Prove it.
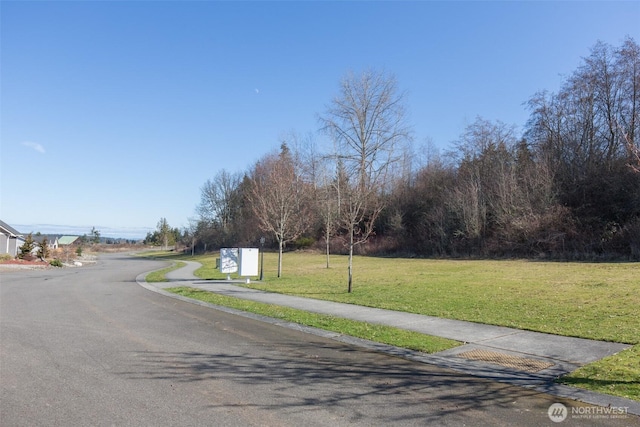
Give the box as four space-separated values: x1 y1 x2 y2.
50 259 63 267
294 236 315 249
0 254 12 262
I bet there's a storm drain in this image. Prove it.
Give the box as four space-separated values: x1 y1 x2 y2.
456 349 554 373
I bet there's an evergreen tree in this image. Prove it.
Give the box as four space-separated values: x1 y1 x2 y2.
18 233 36 259
37 237 50 260
90 227 101 244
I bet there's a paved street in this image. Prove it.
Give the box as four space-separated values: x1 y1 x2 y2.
1 254 637 426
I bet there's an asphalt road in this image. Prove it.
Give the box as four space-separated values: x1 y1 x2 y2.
1 254 637 426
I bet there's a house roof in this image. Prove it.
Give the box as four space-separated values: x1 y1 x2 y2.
0 220 23 237
58 236 80 245
33 234 60 243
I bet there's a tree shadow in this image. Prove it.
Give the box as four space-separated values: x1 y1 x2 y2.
116 341 556 424
558 377 638 395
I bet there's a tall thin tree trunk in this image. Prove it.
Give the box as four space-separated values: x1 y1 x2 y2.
278 239 283 278
325 196 332 269
348 230 354 293
325 234 330 269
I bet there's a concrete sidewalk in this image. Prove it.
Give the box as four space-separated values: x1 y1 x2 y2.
140 260 639 415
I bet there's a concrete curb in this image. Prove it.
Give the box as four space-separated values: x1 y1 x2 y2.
136 268 640 417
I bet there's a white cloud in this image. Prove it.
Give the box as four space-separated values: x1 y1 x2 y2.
22 141 46 154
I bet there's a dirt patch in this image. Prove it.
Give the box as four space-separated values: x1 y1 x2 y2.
0 259 51 271
0 254 98 271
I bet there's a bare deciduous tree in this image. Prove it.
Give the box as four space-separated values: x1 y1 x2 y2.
248 144 311 277
525 38 640 254
184 217 199 256
317 158 344 269
617 38 640 172
628 138 640 173
320 69 411 292
197 170 243 233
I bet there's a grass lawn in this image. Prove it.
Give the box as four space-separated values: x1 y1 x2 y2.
560 344 639 401
144 250 639 401
144 261 186 282
166 286 460 354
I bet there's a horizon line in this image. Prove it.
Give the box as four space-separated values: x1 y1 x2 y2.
9 223 154 240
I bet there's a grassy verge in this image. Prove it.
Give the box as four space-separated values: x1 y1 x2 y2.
166 286 460 354
558 345 640 401
144 251 639 401
145 261 186 282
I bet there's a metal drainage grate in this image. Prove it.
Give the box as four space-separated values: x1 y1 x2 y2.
457 349 554 373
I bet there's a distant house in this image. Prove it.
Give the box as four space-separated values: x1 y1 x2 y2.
48 235 60 250
58 235 80 246
0 220 25 257
34 234 60 250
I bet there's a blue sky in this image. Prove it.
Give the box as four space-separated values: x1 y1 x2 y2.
1 1 638 238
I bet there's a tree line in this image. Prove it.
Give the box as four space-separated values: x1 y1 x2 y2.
144 218 182 249
184 38 640 279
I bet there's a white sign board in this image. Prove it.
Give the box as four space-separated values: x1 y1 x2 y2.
220 248 238 273
239 248 259 277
